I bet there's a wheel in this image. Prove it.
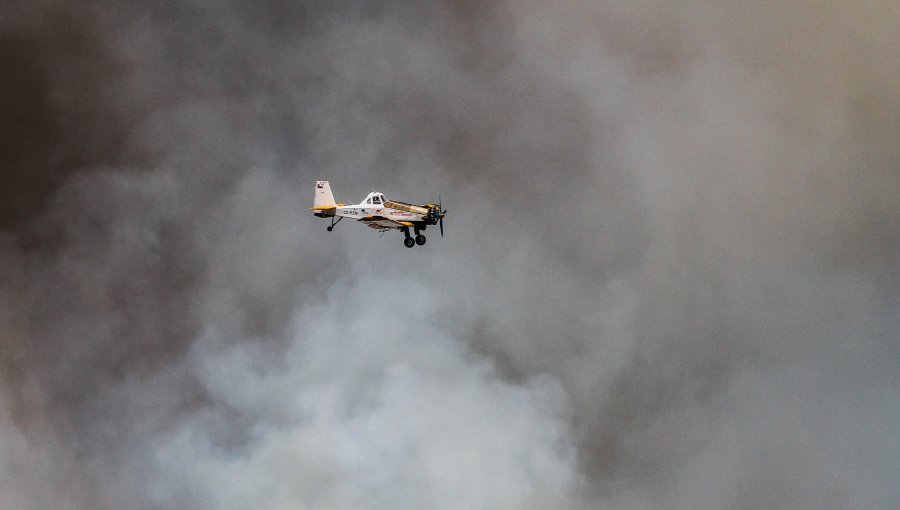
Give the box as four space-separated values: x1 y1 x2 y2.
404 237 415 248
415 234 426 246
327 226 333 232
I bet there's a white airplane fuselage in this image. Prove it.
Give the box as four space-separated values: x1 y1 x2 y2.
333 204 425 222
331 192 431 223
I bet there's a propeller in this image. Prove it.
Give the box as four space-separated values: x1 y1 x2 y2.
426 195 447 237
438 193 446 237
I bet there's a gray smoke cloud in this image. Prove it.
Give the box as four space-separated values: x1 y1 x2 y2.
1 1 898 509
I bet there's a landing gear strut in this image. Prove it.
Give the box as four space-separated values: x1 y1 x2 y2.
326 216 343 231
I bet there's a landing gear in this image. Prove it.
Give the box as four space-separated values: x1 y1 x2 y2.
326 216 343 231
402 227 415 248
412 226 426 246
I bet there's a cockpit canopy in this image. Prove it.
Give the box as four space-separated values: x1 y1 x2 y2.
365 192 387 205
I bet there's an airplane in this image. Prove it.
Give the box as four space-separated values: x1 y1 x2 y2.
311 181 446 248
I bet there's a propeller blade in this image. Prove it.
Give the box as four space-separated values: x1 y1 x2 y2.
433 194 445 237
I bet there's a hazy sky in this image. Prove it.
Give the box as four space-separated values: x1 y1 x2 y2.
1 1 898 509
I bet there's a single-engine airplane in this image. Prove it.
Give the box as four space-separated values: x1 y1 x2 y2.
311 181 446 248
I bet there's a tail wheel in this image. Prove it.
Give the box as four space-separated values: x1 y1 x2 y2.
404 237 415 248
415 234 426 246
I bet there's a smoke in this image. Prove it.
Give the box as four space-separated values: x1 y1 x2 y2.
1 1 898 509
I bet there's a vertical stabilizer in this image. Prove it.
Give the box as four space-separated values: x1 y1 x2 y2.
314 181 337 208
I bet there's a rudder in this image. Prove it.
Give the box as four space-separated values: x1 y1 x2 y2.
314 180 336 208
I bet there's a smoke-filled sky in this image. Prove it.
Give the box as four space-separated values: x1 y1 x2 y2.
1 1 899 509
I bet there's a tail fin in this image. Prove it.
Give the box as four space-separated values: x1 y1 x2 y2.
313 180 337 209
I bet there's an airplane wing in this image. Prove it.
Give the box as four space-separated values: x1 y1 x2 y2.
358 216 414 230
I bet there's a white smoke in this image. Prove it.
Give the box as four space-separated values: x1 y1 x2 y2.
146 274 581 509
